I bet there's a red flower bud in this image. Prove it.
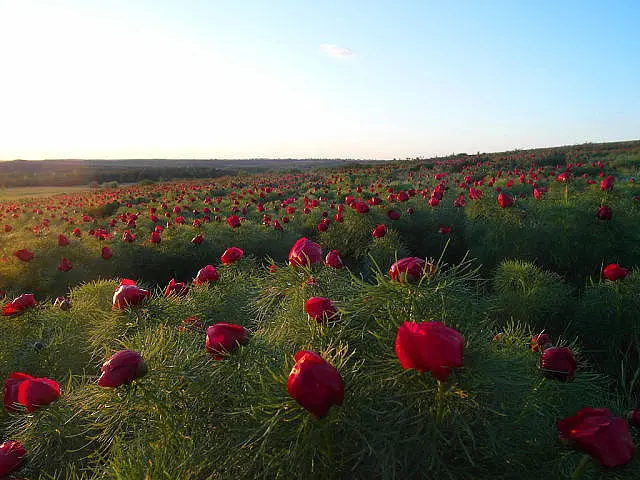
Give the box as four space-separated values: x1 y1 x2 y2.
226 215 241 228
372 224 387 238
395 321 464 381
389 257 435 283
57 257 73 271
193 265 218 285
112 281 150 309
98 350 147 388
305 297 338 322
354 201 369 213
325 250 344 269
0 441 26 477
205 323 248 360
2 294 36 316
288 237 322 267
287 350 343 418
557 407 634 468
13 249 34 262
387 209 401 220
603 263 628 281
539 346 576 381
3 372 61 412
497 192 514 208
596 205 612 221
191 233 204 245
221 247 244 265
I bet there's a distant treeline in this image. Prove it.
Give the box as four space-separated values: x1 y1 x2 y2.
1 141 638 188
0 158 376 188
0 160 229 188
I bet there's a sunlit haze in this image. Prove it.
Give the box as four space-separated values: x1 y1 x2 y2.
1 0 639 160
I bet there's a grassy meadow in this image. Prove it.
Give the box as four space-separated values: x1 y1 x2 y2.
0 142 640 479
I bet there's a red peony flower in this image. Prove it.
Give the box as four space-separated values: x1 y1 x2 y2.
191 233 204 245
101 246 112 259
165 278 190 297
226 215 241 228
603 263 628 281
530 333 552 352
437 224 452 234
0 440 26 477
97 350 147 388
122 230 136 242
288 237 323 267
325 250 344 269
355 201 369 213
387 209 401 220
533 187 543 200
112 280 150 309
287 350 343 418
72 227 82 237
2 294 36 316
3 372 61 412
57 257 73 272
557 407 634 468
221 247 244 265
600 176 615 192
193 265 219 285
596 205 612 221
205 323 248 360
305 297 338 322
395 321 464 381
372 224 387 238
497 192 514 208
13 249 34 262
150 231 161 244
58 234 70 246
539 346 577 381
389 257 435 284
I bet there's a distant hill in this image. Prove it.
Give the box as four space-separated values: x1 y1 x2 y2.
1 140 638 188
0 158 381 188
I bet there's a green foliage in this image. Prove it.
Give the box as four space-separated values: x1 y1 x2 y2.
491 259 575 333
574 269 640 383
1 145 640 478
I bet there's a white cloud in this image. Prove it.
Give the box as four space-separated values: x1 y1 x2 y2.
320 44 354 58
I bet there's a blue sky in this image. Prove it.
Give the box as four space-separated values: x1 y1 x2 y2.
0 0 638 159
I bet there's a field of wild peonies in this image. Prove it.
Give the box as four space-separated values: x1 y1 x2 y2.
1 143 640 479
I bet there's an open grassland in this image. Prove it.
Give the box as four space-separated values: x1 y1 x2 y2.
0 185 94 201
0 142 639 479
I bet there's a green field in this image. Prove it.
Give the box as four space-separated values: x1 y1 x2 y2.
0 142 639 479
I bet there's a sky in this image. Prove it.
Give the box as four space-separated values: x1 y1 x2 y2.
0 0 639 160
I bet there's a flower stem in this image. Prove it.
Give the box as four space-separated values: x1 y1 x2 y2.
436 380 447 425
570 454 591 480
